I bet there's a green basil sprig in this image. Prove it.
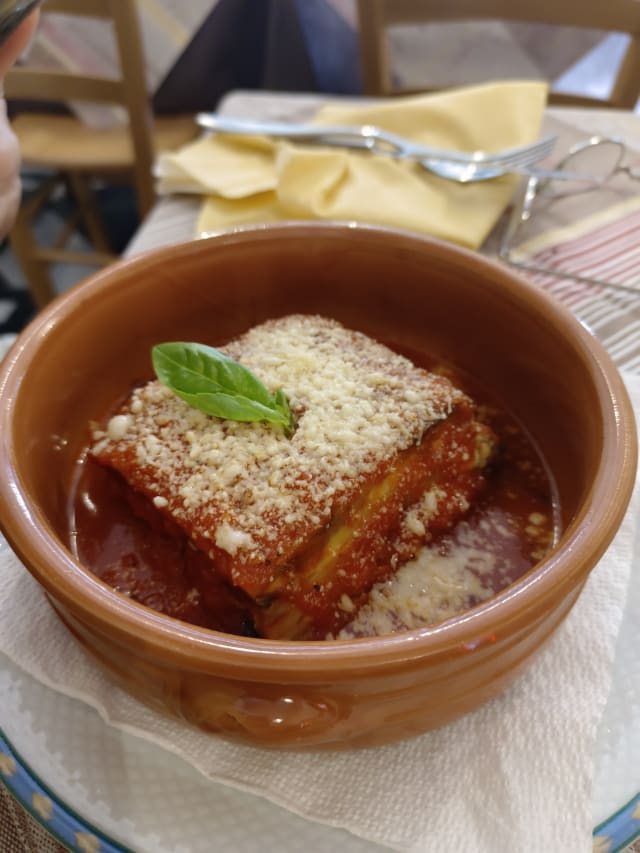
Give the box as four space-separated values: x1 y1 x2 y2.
151 342 295 435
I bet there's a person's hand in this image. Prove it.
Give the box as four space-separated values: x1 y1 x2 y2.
0 8 40 238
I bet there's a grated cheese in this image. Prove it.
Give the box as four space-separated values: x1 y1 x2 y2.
106 414 131 440
337 514 504 638
337 503 553 639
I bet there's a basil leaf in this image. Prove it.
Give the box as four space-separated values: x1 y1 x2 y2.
151 342 294 433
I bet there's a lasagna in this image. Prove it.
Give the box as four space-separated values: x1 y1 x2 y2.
91 315 496 639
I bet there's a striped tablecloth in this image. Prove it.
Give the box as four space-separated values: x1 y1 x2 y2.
504 195 640 374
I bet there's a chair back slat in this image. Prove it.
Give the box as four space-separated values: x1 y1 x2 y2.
5 70 124 104
42 0 112 19
368 0 640 32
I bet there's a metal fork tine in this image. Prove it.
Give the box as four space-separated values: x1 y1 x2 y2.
365 127 554 165
421 136 560 182
472 136 555 169
503 137 555 164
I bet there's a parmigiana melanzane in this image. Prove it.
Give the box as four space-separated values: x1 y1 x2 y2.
91 315 496 639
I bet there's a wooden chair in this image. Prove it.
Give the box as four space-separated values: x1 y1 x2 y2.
356 0 640 108
5 0 198 308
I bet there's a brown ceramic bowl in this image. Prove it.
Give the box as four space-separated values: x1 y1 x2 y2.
0 223 636 749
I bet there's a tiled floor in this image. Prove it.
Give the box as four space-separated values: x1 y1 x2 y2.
1 5 634 333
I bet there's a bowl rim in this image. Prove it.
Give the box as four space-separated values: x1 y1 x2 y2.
0 221 636 677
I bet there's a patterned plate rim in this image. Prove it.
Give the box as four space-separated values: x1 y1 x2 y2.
0 726 135 853
593 793 640 853
1 723 639 852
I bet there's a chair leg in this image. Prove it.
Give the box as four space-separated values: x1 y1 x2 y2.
9 205 56 310
66 172 113 254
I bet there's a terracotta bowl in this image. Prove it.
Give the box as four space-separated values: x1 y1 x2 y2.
0 223 636 750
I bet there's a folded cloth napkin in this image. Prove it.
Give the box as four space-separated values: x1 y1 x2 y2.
0 372 637 853
156 80 548 249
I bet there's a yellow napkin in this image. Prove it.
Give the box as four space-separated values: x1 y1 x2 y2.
156 80 548 249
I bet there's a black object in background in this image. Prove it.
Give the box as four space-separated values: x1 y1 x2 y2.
0 259 35 333
153 0 363 116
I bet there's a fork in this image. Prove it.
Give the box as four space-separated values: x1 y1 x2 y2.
419 155 589 183
195 112 556 173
